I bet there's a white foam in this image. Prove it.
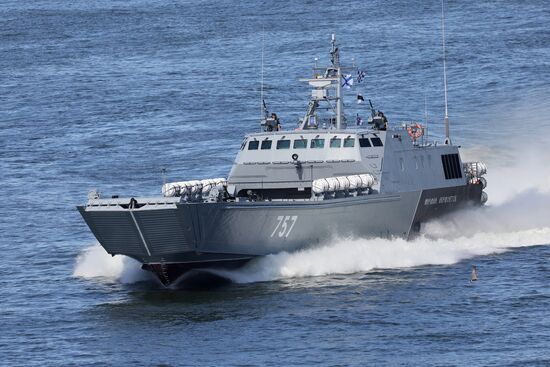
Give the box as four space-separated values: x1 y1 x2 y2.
212 227 550 283
73 245 151 284
462 141 550 206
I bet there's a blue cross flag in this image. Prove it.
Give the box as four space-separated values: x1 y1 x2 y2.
342 74 353 89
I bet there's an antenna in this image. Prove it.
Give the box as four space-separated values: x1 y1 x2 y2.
424 95 429 141
331 34 342 130
260 29 265 122
441 0 451 145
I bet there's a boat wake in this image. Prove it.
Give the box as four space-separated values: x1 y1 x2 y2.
213 227 550 284
73 142 550 285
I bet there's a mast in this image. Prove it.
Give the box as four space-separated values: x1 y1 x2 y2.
260 30 265 121
441 0 451 145
298 34 353 131
331 34 343 130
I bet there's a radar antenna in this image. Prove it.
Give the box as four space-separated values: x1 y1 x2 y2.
441 0 451 145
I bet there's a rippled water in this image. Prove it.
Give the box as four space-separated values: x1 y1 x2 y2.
1 0 550 365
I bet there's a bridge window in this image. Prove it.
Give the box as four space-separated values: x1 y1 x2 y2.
276 139 291 149
330 137 341 148
261 140 272 150
310 138 325 148
293 139 308 149
248 140 259 150
359 138 371 147
370 137 383 147
343 137 355 148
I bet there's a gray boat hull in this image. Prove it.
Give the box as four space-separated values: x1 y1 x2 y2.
78 183 482 284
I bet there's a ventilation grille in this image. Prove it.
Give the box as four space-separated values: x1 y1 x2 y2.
135 209 193 254
85 211 146 256
441 153 463 180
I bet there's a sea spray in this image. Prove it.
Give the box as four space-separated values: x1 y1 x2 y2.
462 140 550 206
73 244 152 283
211 227 550 283
423 189 550 239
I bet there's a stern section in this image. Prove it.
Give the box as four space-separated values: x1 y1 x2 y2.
409 182 484 236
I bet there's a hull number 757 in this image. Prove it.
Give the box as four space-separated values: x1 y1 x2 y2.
271 215 298 238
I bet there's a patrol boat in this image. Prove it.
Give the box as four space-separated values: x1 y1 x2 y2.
78 35 488 285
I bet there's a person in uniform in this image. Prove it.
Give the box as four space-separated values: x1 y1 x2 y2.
271 112 281 131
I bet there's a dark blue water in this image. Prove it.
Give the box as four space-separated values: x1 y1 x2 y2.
2 1 550 365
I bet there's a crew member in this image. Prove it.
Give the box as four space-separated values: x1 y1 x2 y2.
271 112 281 131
